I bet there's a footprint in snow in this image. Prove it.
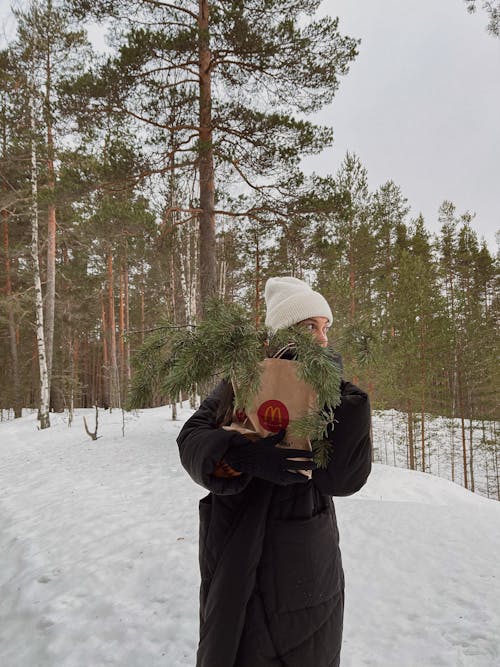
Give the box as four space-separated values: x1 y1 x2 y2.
37 617 55 631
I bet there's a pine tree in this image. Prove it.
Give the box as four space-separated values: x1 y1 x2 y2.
64 0 358 314
12 0 90 412
376 218 445 471
465 0 500 36
371 181 410 339
314 154 376 386
0 49 26 417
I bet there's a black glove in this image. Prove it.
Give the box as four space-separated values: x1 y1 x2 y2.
223 429 316 486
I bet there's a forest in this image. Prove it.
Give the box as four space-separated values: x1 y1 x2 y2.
1 1 498 497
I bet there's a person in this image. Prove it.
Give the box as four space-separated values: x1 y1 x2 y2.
177 276 372 667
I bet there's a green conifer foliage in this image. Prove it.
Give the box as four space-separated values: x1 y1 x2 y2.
163 300 265 408
129 300 342 466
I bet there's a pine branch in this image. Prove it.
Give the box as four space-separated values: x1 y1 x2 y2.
268 327 342 408
161 300 264 401
289 407 336 441
128 326 173 409
311 438 333 469
129 300 343 463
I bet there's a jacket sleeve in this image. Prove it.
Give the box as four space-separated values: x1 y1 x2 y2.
312 380 372 497
176 380 252 495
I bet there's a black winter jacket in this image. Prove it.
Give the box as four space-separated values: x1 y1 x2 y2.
177 378 372 667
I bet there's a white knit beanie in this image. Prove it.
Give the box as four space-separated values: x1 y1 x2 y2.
264 276 333 332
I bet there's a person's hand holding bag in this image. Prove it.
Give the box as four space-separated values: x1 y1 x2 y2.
223 428 316 485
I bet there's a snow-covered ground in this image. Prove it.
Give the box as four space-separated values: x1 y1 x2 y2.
1 407 499 667
372 410 499 501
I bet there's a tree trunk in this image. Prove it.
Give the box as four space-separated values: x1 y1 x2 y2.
82 329 89 408
3 211 22 417
45 193 56 384
107 251 120 408
421 406 425 472
494 438 500 501
447 259 468 489
67 336 75 424
30 91 50 429
407 400 415 470
450 421 456 482
197 0 217 316
255 234 261 328
468 415 475 493
44 8 57 390
180 219 197 326
484 446 490 498
348 230 355 322
218 229 226 300
119 264 125 394
169 230 177 321
124 262 131 385
140 282 145 344
457 363 468 489
72 336 79 410
191 220 198 323
420 316 426 472
385 229 395 337
100 289 109 408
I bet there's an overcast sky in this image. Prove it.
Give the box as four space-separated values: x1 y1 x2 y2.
1 0 498 249
302 0 500 249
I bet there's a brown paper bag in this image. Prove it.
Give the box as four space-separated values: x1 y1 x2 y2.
224 357 318 479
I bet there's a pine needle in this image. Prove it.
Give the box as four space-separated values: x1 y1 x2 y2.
129 299 343 469
311 438 333 469
268 327 342 408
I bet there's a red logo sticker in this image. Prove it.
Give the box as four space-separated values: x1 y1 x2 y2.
257 400 289 433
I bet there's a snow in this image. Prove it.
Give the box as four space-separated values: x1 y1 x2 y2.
371 409 499 501
1 407 499 667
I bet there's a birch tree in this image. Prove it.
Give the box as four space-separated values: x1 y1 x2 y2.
29 86 50 429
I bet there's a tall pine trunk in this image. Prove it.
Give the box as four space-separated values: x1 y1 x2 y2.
107 251 120 408
3 211 22 417
456 361 468 489
407 400 415 470
124 261 131 386
44 0 57 391
468 413 475 493
255 233 261 327
140 281 145 344
198 0 216 316
30 90 50 429
494 436 500 501
119 264 125 395
100 289 109 408
348 229 356 322
449 255 468 489
420 316 426 472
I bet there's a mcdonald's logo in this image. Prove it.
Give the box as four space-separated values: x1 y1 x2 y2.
257 400 289 433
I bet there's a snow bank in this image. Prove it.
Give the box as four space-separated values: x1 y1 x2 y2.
1 407 499 666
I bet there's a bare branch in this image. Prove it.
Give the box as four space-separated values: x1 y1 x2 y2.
140 0 198 21
83 406 100 440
